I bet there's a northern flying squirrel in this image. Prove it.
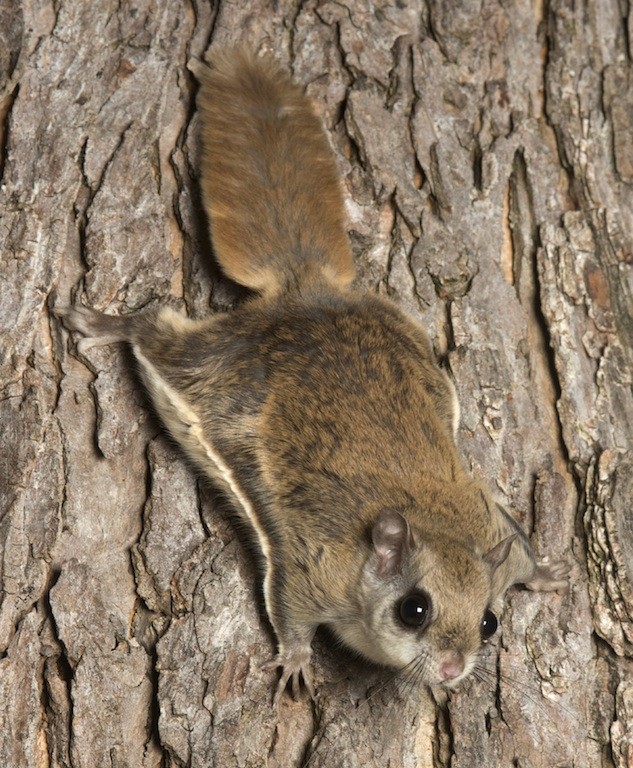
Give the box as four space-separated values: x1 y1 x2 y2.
57 50 569 704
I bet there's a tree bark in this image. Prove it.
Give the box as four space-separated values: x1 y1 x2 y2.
1 1 632 766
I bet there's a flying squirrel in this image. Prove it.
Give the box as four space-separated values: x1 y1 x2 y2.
57 50 569 705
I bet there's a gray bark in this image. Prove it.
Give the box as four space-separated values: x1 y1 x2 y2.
1 0 632 766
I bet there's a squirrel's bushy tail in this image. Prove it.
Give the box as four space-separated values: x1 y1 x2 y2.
197 50 355 297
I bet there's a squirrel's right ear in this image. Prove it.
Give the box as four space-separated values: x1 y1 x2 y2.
371 510 414 578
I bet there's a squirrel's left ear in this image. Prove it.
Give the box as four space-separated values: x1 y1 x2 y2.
371 509 415 578
483 533 517 573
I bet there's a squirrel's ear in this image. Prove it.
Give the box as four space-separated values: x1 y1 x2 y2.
483 534 517 573
371 510 414 578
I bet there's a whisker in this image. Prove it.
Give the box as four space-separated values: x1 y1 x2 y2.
469 667 489 686
356 668 402 709
397 652 430 700
472 661 573 723
358 651 432 711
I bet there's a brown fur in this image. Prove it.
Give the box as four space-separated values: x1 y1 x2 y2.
197 50 355 296
57 50 568 703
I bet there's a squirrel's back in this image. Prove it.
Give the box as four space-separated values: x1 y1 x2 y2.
197 50 355 297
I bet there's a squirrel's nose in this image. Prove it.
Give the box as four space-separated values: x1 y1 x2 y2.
439 650 465 682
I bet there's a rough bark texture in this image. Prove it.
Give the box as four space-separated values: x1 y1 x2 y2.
1 1 632 766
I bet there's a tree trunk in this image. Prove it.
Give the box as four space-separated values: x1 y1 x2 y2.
2 0 632 766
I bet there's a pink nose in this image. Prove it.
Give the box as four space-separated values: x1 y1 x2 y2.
439 651 465 682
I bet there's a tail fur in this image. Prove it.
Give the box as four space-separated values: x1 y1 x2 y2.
197 50 355 297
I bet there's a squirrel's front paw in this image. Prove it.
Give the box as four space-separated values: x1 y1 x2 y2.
526 558 571 592
262 646 315 707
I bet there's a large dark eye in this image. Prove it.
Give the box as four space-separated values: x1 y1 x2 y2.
398 593 431 628
481 609 498 640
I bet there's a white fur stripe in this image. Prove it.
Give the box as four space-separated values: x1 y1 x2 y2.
132 346 274 619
